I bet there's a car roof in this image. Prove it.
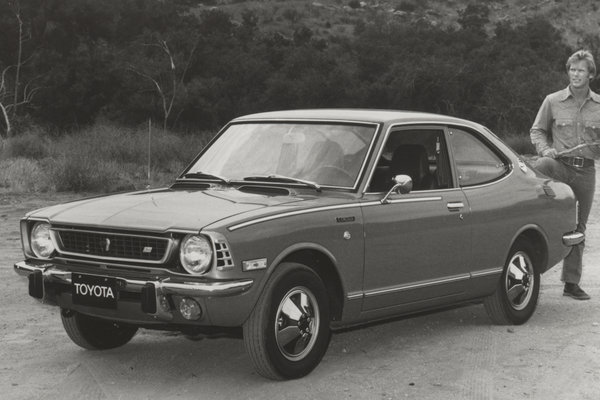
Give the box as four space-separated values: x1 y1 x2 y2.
232 109 482 128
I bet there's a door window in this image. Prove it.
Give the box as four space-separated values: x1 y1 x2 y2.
368 128 452 192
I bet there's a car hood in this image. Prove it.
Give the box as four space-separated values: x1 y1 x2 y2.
26 187 314 232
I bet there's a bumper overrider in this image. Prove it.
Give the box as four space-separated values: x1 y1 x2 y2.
562 231 585 247
14 260 254 326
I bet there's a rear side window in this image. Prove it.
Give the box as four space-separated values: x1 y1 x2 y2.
449 128 509 187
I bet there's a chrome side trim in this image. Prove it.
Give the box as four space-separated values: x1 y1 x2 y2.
459 169 514 190
346 292 364 300
387 196 442 205
364 274 470 298
365 187 458 195
470 267 503 278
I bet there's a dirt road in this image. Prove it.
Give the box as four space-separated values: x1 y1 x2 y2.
1 190 599 400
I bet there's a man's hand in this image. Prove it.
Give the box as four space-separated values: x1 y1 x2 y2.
542 148 558 158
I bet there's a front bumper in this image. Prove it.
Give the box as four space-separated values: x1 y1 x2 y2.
14 260 254 326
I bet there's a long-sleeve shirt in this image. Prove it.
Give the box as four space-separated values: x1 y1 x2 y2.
530 86 600 159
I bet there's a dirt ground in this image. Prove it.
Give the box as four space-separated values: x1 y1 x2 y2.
1 188 599 400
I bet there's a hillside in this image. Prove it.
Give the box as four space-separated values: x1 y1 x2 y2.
199 0 600 48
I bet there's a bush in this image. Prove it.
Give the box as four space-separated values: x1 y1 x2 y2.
4 130 50 159
49 155 120 192
501 134 536 155
348 0 361 9
0 122 214 193
0 158 53 192
39 124 212 192
395 1 417 12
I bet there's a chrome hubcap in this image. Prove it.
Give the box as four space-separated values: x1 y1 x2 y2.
505 251 534 311
275 287 320 361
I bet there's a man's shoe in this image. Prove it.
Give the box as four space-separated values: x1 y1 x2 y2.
563 283 591 300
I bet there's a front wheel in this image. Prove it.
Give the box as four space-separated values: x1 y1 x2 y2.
484 238 540 325
61 309 138 350
243 263 331 380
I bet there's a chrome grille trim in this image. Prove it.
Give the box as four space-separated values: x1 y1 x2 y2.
52 227 174 264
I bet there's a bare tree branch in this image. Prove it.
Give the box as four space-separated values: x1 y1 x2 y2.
179 39 199 86
1 0 42 137
7 0 25 117
129 38 198 132
127 64 169 131
0 65 13 94
0 101 11 139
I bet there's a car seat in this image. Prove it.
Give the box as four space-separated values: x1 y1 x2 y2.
389 144 434 191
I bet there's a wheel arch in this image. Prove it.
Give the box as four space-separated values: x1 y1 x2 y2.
510 226 549 273
270 244 345 323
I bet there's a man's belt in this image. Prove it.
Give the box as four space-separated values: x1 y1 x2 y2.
560 156 595 168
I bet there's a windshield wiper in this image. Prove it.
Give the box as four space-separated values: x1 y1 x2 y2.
243 174 321 192
182 172 230 184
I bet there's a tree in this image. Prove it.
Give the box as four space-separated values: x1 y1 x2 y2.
0 66 11 138
128 38 198 132
457 3 489 33
0 0 40 138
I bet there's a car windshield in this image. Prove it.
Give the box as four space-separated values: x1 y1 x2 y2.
185 122 377 188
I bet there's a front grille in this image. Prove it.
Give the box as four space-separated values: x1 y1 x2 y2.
54 228 171 263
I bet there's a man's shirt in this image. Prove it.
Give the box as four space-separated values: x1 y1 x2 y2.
530 86 600 159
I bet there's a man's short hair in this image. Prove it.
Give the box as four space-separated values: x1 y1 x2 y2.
566 50 596 77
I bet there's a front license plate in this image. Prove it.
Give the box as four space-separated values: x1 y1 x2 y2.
72 273 118 309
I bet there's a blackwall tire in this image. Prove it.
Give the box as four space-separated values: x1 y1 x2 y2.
243 263 331 380
484 238 540 325
61 309 138 350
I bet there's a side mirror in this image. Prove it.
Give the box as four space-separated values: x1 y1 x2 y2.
381 175 413 204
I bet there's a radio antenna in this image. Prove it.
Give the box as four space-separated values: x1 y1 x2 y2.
147 118 151 190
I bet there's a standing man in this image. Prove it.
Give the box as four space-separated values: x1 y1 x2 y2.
530 49 600 300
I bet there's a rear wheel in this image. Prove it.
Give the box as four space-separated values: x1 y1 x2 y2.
243 263 331 380
61 309 138 350
484 238 540 325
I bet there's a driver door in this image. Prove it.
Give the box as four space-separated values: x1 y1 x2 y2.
361 126 471 313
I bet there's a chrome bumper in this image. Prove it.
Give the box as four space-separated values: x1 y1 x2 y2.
562 231 585 246
14 260 253 323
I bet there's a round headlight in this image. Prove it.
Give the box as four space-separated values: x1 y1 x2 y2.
31 222 55 259
180 235 213 274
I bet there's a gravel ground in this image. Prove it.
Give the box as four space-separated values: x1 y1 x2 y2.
1 190 599 400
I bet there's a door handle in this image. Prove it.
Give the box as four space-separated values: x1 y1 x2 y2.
447 202 464 212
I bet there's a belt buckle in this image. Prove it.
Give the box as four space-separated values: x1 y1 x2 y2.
572 157 585 167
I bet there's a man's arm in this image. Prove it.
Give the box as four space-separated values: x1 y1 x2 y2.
530 96 556 157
